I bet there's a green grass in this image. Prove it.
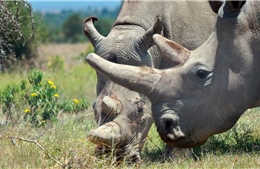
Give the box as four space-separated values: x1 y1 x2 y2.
0 110 259 168
0 53 259 168
44 63 97 104
0 63 97 104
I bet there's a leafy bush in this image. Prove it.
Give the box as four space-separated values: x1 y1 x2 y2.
58 98 89 114
62 13 85 43
0 1 34 57
193 122 260 158
0 69 89 126
79 43 94 61
0 0 48 71
47 55 65 72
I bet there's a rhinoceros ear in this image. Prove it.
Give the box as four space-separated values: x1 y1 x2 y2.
224 1 246 15
83 16 105 47
153 34 190 66
138 16 163 53
208 0 224 13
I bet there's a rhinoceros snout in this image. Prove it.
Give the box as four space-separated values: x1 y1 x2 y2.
158 113 185 143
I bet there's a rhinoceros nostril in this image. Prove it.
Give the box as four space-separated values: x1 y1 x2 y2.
165 120 173 132
158 112 186 142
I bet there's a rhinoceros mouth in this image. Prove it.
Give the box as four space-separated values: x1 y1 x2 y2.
158 130 206 148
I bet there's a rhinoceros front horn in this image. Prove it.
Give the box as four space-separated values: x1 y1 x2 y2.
88 121 121 147
83 16 105 47
86 53 163 98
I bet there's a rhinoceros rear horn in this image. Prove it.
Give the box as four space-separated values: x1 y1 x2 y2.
139 16 163 53
83 16 105 47
153 34 190 66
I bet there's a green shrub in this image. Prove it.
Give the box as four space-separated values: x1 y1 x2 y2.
0 1 48 71
78 43 94 62
47 55 65 72
193 122 260 158
0 68 89 126
0 84 19 124
58 98 89 114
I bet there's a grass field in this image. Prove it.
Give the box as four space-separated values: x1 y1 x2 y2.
0 43 259 168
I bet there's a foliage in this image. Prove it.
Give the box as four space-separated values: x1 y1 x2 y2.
62 13 85 43
0 0 34 70
78 43 95 61
47 55 65 72
0 0 49 71
0 69 89 126
0 84 19 124
58 98 89 114
93 17 114 37
37 6 120 43
0 116 259 168
193 122 260 158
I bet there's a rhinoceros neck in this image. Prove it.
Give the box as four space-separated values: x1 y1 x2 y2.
113 0 216 70
113 1 165 31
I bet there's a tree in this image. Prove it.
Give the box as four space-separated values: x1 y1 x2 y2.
62 13 84 43
0 0 35 71
93 17 114 37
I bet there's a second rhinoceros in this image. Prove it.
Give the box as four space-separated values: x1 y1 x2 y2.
84 0 220 162
86 0 260 149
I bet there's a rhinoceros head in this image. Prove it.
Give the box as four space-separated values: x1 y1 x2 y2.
86 0 260 148
83 16 162 161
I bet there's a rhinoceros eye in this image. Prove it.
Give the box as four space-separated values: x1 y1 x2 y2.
196 69 211 79
191 65 213 86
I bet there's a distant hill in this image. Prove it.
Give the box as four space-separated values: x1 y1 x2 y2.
28 1 122 12
37 6 120 30
32 1 122 43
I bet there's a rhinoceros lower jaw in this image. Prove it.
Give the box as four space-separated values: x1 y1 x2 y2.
87 121 121 147
158 130 201 148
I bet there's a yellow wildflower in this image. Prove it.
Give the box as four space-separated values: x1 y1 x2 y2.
54 94 59 98
50 85 56 89
24 109 30 113
73 99 79 104
47 80 54 85
31 93 37 97
47 62 52 67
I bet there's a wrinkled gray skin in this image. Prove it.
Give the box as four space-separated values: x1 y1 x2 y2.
84 0 218 161
86 0 260 148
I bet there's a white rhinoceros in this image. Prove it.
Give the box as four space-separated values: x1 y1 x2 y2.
84 0 220 161
86 0 260 148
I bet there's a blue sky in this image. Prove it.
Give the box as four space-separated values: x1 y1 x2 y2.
28 0 122 12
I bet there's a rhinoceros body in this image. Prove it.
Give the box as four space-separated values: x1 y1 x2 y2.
86 0 260 148
84 0 218 161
